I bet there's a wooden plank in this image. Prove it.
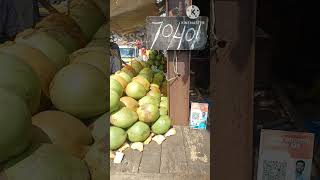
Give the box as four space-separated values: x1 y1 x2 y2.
182 127 210 176
212 1 256 180
110 173 174 180
138 141 162 173
110 148 142 174
186 163 210 176
167 0 192 126
168 52 190 126
110 173 210 180
173 173 210 180
160 126 188 173
182 127 210 165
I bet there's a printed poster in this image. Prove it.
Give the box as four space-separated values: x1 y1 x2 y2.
189 102 209 129
257 129 315 180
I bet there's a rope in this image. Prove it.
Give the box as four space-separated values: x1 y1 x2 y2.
165 51 180 82
166 1 218 82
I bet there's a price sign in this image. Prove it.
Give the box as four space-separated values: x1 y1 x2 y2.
146 16 209 50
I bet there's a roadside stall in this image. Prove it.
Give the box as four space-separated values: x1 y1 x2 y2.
109 0 210 179
0 0 108 179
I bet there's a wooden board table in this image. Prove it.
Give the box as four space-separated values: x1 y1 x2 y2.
110 126 210 180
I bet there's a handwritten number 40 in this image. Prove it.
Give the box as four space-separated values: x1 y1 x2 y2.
150 21 202 50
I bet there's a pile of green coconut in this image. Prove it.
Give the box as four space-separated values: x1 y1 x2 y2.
110 59 176 163
0 0 109 179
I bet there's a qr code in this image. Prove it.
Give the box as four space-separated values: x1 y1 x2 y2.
262 160 287 180
192 112 200 120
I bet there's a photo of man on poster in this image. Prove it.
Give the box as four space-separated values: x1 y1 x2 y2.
295 160 306 180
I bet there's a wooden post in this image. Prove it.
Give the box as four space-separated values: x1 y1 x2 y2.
167 0 192 126
211 0 256 180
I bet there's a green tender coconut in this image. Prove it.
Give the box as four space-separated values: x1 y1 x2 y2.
110 107 138 129
159 107 168 116
0 88 31 163
139 68 153 75
115 71 132 84
130 60 143 73
89 113 108 141
139 96 160 107
147 90 161 102
151 115 172 135
127 121 150 142
32 110 93 159
35 13 87 49
15 29 69 70
69 0 105 41
138 73 153 83
0 41 57 99
110 78 123 97
125 81 147 100
110 126 127 150
3 144 90 180
139 61 149 68
50 63 107 119
85 136 109 180
159 100 168 109
69 47 108 77
160 96 168 102
38 28 79 53
110 90 120 113
0 53 41 114
153 72 164 83
136 104 160 123
119 96 139 111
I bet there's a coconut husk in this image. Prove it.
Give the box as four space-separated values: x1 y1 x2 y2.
152 135 166 145
131 142 144 152
144 133 155 144
118 143 130 152
165 128 176 137
113 152 124 164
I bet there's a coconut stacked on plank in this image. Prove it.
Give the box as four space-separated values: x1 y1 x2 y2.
87 22 108 48
0 0 108 179
110 57 172 153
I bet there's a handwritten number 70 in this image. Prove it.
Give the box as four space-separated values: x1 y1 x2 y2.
150 21 201 50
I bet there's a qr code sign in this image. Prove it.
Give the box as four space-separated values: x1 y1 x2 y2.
192 112 200 120
262 160 287 180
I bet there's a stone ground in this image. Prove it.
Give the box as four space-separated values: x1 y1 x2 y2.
110 126 210 180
